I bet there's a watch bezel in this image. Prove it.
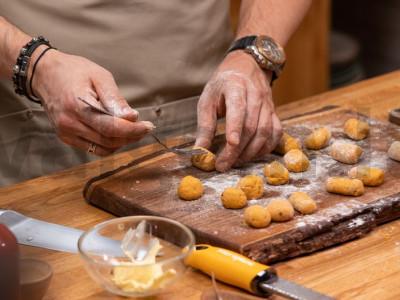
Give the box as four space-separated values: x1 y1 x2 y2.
255 35 286 66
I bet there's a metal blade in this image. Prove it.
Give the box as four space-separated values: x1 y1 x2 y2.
0 210 123 256
260 278 335 300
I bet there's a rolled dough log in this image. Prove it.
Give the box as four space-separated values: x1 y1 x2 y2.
305 127 331 150
266 198 295 222
274 132 301 155
348 165 384 187
221 187 247 209
237 175 264 200
388 141 400 162
244 205 271 228
264 161 289 185
283 149 310 172
344 118 369 140
325 177 364 196
330 141 363 164
191 147 216 171
288 191 317 214
178 176 204 201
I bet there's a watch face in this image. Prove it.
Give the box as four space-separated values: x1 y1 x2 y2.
255 36 286 65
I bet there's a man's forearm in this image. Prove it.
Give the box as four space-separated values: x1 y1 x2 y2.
0 16 31 79
236 0 312 46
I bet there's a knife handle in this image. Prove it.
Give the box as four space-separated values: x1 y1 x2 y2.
185 244 276 295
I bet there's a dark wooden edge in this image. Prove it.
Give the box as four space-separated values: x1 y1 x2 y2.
243 193 400 264
84 105 341 204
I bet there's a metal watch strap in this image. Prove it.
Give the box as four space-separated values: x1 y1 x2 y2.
227 35 257 52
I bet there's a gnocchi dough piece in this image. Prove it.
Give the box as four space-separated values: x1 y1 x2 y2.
283 149 310 172
274 132 301 155
237 175 264 200
266 198 295 222
325 177 364 196
191 147 216 171
330 141 363 164
344 118 369 140
288 191 317 215
304 127 331 150
388 141 400 162
244 205 271 228
264 161 290 185
348 165 384 187
177 176 204 201
221 187 247 209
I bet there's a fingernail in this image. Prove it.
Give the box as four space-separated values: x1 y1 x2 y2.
230 132 240 146
143 121 156 131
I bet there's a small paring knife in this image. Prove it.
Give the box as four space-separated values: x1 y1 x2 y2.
77 96 206 157
186 245 335 300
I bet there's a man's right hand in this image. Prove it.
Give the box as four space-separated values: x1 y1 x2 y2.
31 49 154 156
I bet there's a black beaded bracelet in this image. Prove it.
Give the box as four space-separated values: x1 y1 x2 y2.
28 47 55 104
12 36 52 103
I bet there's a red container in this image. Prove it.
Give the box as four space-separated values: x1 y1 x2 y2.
0 224 20 300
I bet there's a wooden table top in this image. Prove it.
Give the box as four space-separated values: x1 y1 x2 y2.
2 71 400 300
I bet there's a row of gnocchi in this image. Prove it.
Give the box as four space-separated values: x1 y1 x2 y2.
177 174 317 229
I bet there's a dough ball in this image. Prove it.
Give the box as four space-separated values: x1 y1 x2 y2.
191 147 216 171
283 149 310 172
221 187 247 209
388 141 400 161
344 118 369 140
304 127 331 150
266 198 295 222
264 161 290 185
325 177 364 196
177 176 204 201
237 175 264 200
244 205 271 228
274 132 301 155
348 165 384 187
330 141 363 164
288 191 317 215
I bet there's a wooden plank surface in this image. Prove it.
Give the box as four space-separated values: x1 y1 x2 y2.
1 72 400 299
86 108 400 264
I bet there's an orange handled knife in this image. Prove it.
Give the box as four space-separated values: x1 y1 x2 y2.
186 244 334 300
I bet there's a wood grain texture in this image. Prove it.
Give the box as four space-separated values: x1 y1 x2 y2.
2 72 400 299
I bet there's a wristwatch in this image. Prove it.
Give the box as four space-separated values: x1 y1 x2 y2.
227 35 286 83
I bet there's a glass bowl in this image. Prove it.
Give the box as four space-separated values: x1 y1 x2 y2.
78 216 195 298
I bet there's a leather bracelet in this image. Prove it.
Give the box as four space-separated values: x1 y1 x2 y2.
28 47 56 104
12 36 52 102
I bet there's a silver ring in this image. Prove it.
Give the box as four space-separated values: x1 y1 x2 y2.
87 142 97 154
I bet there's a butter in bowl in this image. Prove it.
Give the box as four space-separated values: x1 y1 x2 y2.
78 216 195 298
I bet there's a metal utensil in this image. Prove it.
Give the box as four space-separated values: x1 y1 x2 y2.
186 244 335 300
77 97 206 157
0 210 123 256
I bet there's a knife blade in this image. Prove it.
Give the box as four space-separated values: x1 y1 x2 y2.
0 210 123 256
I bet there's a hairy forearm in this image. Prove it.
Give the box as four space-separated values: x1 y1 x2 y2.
0 16 31 79
236 0 312 46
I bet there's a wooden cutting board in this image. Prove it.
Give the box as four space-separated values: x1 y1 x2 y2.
84 107 400 264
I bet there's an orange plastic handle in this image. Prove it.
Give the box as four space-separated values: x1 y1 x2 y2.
185 244 270 293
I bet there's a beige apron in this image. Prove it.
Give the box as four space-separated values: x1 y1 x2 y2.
0 0 233 186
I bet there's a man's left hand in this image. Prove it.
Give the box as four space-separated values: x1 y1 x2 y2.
195 51 282 172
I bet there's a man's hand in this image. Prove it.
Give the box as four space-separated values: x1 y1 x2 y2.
32 49 154 156
195 51 282 171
